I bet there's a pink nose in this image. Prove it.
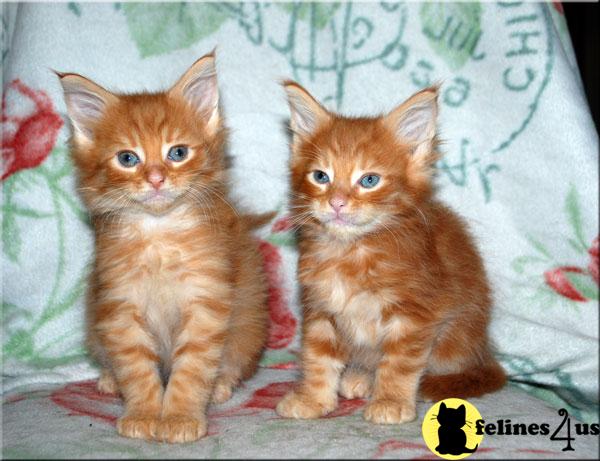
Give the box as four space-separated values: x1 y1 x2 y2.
147 170 165 190
329 195 347 213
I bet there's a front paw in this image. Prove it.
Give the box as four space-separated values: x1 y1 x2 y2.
276 390 336 419
363 399 416 425
156 415 207 443
117 413 160 440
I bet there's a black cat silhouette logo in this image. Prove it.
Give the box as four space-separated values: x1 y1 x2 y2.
422 398 484 460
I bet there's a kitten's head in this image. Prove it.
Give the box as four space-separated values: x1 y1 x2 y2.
284 81 440 240
437 402 466 428
58 51 226 216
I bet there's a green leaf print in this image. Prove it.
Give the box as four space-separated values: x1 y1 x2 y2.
565 184 587 254
524 234 553 260
266 232 296 248
277 2 340 30
2 302 33 324
564 272 599 301
2 208 21 263
3 329 35 360
2 178 22 263
123 3 229 58
2 144 90 368
259 349 297 367
67 2 82 17
420 2 483 70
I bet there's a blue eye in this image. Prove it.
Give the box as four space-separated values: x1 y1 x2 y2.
167 145 189 162
359 174 380 188
117 151 140 167
313 170 330 184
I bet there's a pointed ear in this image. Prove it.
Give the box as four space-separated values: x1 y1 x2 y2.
384 86 439 156
57 72 117 143
169 51 220 134
440 402 447 410
283 81 330 141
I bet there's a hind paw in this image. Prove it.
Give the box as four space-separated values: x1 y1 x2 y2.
212 381 234 404
339 369 372 399
97 369 119 395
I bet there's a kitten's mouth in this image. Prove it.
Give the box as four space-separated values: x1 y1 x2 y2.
331 217 354 226
319 212 377 237
135 190 181 213
323 214 361 228
140 190 175 203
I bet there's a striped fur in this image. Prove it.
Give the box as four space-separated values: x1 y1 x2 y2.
58 52 269 442
276 82 505 425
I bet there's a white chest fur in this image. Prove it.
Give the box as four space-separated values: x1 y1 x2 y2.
108 206 217 357
313 274 388 348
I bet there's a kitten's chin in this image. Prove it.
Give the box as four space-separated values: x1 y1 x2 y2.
322 219 377 240
137 190 181 214
142 200 178 215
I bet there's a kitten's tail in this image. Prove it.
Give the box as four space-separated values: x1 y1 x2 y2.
419 360 506 402
242 211 277 230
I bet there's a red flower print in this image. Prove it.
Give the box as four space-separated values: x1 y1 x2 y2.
50 380 120 425
265 361 298 370
514 448 558 455
552 2 564 15
258 240 297 349
5 393 26 404
544 266 588 302
372 439 430 459
53 380 221 436
210 381 294 419
544 237 599 301
271 215 294 233
242 381 294 411
588 237 598 284
213 381 364 419
324 397 366 418
2 79 63 180
241 381 365 417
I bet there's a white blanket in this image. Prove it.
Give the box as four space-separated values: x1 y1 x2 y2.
2 1 598 433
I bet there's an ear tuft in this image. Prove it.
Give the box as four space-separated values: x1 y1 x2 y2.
283 81 330 140
385 86 439 152
170 52 219 132
57 72 116 142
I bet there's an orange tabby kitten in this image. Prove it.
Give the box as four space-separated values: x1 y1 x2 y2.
276 82 506 425
58 52 269 443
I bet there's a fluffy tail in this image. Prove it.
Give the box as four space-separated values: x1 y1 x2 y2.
241 211 277 230
420 361 506 402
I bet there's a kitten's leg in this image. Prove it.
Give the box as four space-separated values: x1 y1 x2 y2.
88 331 119 395
97 368 119 395
276 314 346 419
339 367 372 399
158 299 230 443
211 371 237 404
95 301 163 440
87 322 118 395
364 313 433 425
212 296 268 404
